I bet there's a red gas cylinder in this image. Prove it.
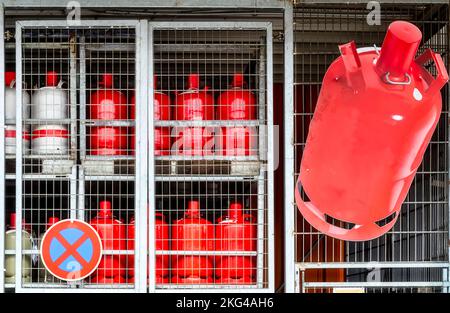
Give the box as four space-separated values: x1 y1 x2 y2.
89 200 127 283
174 74 214 156
89 74 128 156
217 74 257 156
215 203 256 284
171 200 214 284
295 21 449 241
127 212 170 284
90 73 127 120
130 76 171 155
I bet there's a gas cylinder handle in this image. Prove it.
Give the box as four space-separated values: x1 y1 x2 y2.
57 80 65 89
415 49 449 96
9 79 16 88
384 72 412 85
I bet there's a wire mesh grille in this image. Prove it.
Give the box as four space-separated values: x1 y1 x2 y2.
151 27 270 289
10 24 138 290
293 4 449 293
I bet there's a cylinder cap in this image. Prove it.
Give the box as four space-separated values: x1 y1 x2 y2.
5 72 16 86
231 73 244 88
186 200 200 216
101 74 114 88
187 74 199 90
99 200 112 217
229 202 243 220
9 213 16 229
376 21 422 80
47 217 60 229
46 71 59 87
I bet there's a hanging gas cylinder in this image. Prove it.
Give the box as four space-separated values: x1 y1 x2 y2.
31 71 67 120
215 202 256 284
171 200 214 284
89 73 128 156
89 200 127 283
127 212 170 283
217 74 257 156
38 217 60 283
5 213 34 284
174 74 214 156
296 21 449 241
5 126 30 155
31 124 69 155
5 71 30 122
130 75 171 155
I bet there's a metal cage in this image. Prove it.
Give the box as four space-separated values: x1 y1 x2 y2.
290 2 450 293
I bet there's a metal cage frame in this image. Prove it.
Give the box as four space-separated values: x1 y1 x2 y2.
147 21 275 293
13 19 146 293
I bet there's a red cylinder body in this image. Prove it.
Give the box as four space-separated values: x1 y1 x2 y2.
89 74 129 155
217 74 257 156
215 203 256 284
89 126 128 156
127 213 170 283
174 74 214 156
130 76 171 155
171 201 214 283
89 201 127 282
296 21 449 241
90 74 128 120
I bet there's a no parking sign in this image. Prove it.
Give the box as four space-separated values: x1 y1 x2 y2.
40 219 103 281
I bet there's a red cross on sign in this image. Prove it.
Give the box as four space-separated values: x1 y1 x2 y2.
40 219 103 281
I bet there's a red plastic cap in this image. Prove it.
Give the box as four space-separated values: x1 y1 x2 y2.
46 71 59 87
47 217 60 228
229 202 243 220
99 200 112 217
9 213 16 229
186 200 200 216
231 73 244 88
5 72 16 86
153 75 158 89
376 21 422 79
101 74 114 88
187 74 199 90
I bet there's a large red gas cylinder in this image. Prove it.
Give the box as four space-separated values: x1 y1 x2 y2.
89 201 127 283
217 74 257 156
215 203 256 284
171 200 214 284
296 21 449 241
174 74 214 156
127 212 170 284
130 76 171 155
89 73 128 155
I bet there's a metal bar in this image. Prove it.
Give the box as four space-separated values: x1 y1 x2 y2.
136 19 149 294
0 2 5 294
0 0 288 9
77 167 85 220
156 250 258 256
147 22 156 294
266 22 275 293
69 34 77 160
79 36 86 161
304 282 449 288
70 166 77 220
283 0 295 293
15 20 140 28
150 21 272 30
296 262 450 269
14 20 23 293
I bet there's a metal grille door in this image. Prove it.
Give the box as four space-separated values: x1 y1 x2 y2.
13 20 146 292
290 3 449 293
148 22 274 292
